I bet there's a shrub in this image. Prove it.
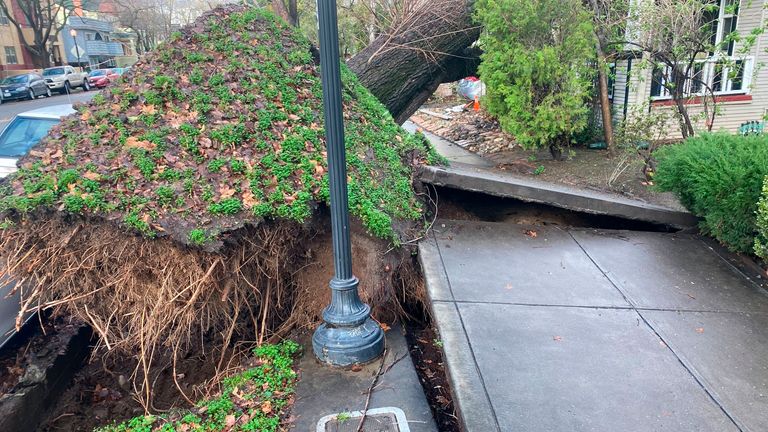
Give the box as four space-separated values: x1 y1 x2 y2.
754 177 768 259
475 0 595 158
655 133 768 253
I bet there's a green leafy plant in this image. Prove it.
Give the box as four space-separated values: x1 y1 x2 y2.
475 0 594 159
755 176 768 260
208 198 243 215
188 228 208 245
655 133 768 253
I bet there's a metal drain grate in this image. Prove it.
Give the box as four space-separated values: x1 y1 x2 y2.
316 407 410 432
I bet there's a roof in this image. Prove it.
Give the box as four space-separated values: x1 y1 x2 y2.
18 105 75 120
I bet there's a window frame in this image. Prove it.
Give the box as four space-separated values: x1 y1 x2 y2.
649 56 753 100
4 46 18 65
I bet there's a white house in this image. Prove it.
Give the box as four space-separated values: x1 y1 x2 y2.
611 0 767 138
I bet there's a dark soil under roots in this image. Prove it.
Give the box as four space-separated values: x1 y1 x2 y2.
39 338 224 431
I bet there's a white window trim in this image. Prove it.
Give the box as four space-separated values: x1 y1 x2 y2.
715 0 739 53
4 46 17 65
649 56 753 101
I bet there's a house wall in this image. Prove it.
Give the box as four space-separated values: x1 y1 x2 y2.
613 0 768 139
0 0 35 77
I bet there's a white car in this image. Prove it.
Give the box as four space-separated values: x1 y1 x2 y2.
42 66 90 94
0 104 75 178
0 104 74 347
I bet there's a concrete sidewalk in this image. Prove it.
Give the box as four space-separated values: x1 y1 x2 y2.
420 220 768 432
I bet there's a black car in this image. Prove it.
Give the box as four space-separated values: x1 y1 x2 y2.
0 73 51 103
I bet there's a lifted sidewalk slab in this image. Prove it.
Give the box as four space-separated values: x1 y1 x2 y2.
419 163 698 228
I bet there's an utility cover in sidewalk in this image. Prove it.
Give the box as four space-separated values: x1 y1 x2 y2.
316 407 410 432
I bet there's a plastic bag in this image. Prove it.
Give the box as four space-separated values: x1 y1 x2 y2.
457 77 484 100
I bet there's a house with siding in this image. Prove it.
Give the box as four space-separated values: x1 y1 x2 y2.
611 0 767 138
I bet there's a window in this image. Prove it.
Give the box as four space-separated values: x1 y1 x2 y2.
650 57 753 100
650 66 667 98
0 8 9 25
607 63 616 100
4 47 17 65
0 117 59 157
711 0 739 55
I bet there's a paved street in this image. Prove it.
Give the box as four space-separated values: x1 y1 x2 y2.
0 89 96 129
421 220 768 432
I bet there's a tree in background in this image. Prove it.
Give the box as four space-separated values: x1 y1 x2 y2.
627 0 764 138
475 0 595 159
0 0 73 68
109 0 227 54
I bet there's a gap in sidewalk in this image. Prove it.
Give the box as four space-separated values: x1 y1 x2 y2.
432 186 679 233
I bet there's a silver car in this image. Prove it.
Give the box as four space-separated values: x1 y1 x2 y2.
0 104 75 178
0 104 74 347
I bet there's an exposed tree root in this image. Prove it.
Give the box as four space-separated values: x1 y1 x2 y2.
0 211 425 410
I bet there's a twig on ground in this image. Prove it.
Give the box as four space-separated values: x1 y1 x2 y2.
356 349 388 432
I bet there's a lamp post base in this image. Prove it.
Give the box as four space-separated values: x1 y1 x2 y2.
312 318 385 366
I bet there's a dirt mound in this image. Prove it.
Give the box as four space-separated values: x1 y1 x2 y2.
1 5 438 247
0 5 435 408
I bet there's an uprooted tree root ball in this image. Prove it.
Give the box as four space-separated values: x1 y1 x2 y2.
0 4 437 409
1 211 426 409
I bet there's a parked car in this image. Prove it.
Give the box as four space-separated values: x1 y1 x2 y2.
0 104 74 348
0 73 51 103
0 104 75 178
42 65 90 94
87 68 120 88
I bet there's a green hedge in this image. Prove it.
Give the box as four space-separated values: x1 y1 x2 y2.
655 133 768 254
754 176 768 259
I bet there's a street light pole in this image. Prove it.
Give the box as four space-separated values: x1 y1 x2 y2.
312 0 385 366
70 29 81 70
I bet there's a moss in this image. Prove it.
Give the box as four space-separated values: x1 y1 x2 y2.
0 5 441 244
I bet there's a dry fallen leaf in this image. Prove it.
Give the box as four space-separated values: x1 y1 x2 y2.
140 104 157 115
219 185 236 199
524 229 538 238
83 171 100 181
261 400 273 414
225 414 236 427
242 190 259 209
553 335 563 342
695 327 704 334
125 136 156 150
350 364 363 372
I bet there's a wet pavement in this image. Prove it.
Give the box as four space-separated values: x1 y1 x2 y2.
420 220 768 432
291 325 437 432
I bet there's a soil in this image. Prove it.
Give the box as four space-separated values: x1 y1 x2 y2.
433 186 676 233
404 323 459 432
411 97 687 212
39 346 224 431
0 316 80 397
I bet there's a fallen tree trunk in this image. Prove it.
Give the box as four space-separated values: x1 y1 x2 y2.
347 0 481 124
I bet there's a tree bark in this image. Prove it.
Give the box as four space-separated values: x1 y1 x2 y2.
588 0 615 153
594 46 615 153
347 0 481 124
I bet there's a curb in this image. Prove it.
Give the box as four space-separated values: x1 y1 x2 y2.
419 235 501 432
